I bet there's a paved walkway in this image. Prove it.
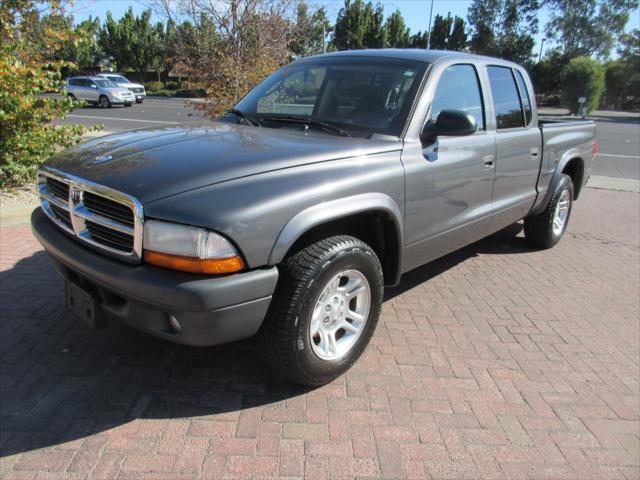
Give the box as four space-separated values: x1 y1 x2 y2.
1 187 638 479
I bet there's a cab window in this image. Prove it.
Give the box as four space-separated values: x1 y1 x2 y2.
487 66 525 129
430 64 485 130
514 70 532 126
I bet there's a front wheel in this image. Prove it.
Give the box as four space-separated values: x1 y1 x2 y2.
262 236 383 386
124 103 132 107
524 173 574 248
99 95 111 108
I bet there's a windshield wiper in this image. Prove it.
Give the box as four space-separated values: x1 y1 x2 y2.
263 115 351 137
227 108 261 127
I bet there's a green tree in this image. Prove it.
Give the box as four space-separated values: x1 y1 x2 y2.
332 0 386 50
468 0 538 63
409 30 428 49
603 29 640 109
430 14 453 50
289 2 332 57
363 2 386 48
561 56 605 114
98 8 160 72
385 9 410 48
0 0 90 187
448 17 468 51
544 0 636 60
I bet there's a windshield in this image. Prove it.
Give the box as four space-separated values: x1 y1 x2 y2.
94 79 118 88
234 56 428 137
107 75 130 83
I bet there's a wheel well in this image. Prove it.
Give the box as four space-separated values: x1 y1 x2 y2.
562 158 585 199
284 211 401 286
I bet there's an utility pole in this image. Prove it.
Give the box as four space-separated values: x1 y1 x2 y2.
323 24 327 53
426 0 434 49
538 37 546 63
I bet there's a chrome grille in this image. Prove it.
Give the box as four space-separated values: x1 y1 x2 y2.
83 192 134 227
37 168 143 263
128 87 144 93
46 177 69 200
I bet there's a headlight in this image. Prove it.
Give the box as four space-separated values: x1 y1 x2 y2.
143 220 245 274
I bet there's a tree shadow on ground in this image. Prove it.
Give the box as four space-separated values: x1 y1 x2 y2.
0 221 531 457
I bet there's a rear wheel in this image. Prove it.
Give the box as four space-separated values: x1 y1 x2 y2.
99 95 111 108
136 99 144 104
524 173 574 248
262 236 383 386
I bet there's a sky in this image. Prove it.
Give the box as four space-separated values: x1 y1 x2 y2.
68 0 640 57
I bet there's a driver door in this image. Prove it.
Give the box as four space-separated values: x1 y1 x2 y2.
401 63 496 271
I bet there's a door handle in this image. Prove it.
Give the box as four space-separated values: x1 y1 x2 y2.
483 155 495 169
530 147 539 159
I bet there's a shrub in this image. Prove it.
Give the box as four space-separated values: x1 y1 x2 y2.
561 57 605 115
144 81 164 93
165 81 183 90
0 1 92 188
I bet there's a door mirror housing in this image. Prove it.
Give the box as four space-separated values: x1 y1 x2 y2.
90 84 97 89
421 110 477 141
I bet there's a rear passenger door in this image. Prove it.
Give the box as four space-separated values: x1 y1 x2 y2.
486 66 542 230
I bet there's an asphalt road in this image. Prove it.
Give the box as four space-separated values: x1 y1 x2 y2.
55 98 640 179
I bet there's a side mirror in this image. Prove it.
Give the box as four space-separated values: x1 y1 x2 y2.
421 110 477 141
90 84 97 89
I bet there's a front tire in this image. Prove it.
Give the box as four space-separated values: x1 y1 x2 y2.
124 103 132 107
99 95 111 108
262 236 383 386
524 174 574 248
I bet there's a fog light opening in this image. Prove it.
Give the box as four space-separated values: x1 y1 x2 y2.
168 314 182 333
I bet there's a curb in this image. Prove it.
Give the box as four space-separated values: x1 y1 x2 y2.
586 175 640 193
0 203 38 227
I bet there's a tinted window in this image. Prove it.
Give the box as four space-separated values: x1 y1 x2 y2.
235 57 427 137
514 70 532 126
487 66 524 129
94 79 117 88
431 64 484 130
68 79 79 86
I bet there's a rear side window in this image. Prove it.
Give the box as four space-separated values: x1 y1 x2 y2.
431 64 485 130
514 70 532 126
68 79 78 86
487 66 524 129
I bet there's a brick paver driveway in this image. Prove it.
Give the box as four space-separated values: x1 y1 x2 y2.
1 187 638 480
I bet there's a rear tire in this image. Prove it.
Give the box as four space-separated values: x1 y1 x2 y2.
136 99 144 104
262 236 383 386
524 174 574 248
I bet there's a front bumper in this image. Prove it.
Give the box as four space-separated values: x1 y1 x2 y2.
31 208 278 346
110 95 135 104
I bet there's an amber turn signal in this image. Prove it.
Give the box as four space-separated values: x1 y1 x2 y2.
144 250 245 274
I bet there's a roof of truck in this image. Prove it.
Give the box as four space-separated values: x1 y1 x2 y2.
308 49 520 67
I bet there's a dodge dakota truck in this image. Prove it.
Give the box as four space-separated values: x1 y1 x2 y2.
32 50 597 385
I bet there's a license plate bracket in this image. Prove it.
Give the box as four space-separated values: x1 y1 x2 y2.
65 280 107 330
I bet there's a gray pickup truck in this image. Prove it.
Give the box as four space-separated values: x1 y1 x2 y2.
32 50 596 385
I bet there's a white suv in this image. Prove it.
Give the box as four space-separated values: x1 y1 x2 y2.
66 76 135 107
96 73 146 103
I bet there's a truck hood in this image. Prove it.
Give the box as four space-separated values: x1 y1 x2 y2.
44 122 400 204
